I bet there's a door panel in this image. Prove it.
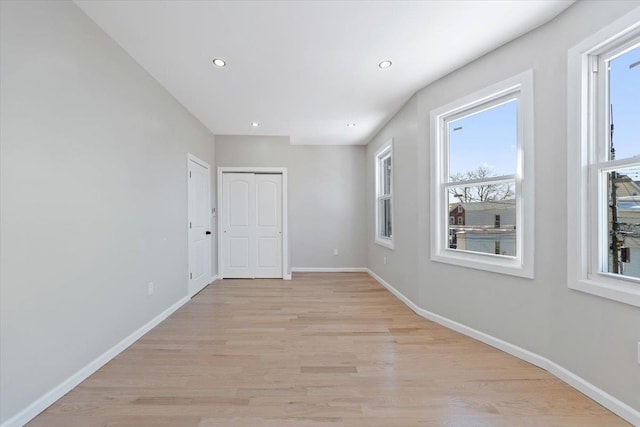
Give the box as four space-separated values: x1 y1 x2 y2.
255 174 282 278
257 180 278 227
257 237 279 268
229 180 250 226
188 157 211 297
228 237 250 268
222 173 255 278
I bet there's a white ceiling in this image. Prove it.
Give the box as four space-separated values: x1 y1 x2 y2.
75 0 573 145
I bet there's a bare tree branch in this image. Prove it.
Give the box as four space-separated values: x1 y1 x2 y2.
449 166 514 202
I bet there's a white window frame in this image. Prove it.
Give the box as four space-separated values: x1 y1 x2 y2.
430 70 534 278
567 9 640 307
375 139 394 249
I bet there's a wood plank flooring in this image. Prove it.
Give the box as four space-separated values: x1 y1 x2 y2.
29 273 629 426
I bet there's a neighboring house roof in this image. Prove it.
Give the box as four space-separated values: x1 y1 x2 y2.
616 178 640 198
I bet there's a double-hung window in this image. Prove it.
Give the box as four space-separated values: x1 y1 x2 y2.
430 71 534 277
375 140 394 249
568 11 640 307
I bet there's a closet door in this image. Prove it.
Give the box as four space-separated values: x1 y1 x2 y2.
255 174 282 278
221 172 283 279
221 173 255 278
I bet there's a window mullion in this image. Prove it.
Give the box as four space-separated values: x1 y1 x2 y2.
445 175 517 187
595 156 640 171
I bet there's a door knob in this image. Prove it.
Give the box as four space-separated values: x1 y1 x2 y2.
205 231 212 235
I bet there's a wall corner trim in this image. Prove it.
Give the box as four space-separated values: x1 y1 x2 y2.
365 269 640 426
1 296 190 427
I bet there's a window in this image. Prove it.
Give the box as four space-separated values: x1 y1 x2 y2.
430 70 534 278
457 216 463 225
568 11 640 307
450 216 455 225
375 140 394 249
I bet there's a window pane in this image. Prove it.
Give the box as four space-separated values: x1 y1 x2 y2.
378 198 392 238
447 182 516 256
605 166 640 279
383 156 392 195
448 100 517 181
609 44 640 161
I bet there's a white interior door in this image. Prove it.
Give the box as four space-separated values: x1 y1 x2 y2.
221 172 283 279
222 173 256 278
188 156 211 297
255 174 282 278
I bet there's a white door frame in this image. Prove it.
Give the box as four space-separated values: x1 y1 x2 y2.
217 167 290 280
187 153 212 297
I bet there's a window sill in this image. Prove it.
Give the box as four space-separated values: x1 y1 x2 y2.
375 237 394 250
569 277 640 308
431 250 533 279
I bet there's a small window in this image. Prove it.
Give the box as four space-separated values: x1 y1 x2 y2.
495 241 501 255
450 216 455 225
457 206 463 213
568 13 640 307
375 140 394 249
430 70 534 278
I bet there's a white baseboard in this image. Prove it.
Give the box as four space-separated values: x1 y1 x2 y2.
209 274 219 284
291 267 368 273
1 296 190 427
366 269 640 426
213 273 293 280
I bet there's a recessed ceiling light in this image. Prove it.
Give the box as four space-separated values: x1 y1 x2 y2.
378 60 392 69
250 122 260 127
212 58 227 67
346 123 356 127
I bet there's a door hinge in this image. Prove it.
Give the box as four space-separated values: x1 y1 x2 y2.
592 58 599 73
190 272 193 279
189 222 192 229
189 171 192 178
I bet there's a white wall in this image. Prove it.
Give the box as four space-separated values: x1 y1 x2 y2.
215 135 290 168
367 0 640 413
289 145 366 269
216 136 367 269
0 1 216 423
367 97 420 302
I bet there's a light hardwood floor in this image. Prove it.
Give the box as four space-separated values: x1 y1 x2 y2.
29 273 629 426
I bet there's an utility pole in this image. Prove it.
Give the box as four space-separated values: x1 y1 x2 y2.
609 104 621 274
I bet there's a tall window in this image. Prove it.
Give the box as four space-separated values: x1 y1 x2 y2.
596 41 640 280
375 140 393 249
430 71 534 278
568 14 640 307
